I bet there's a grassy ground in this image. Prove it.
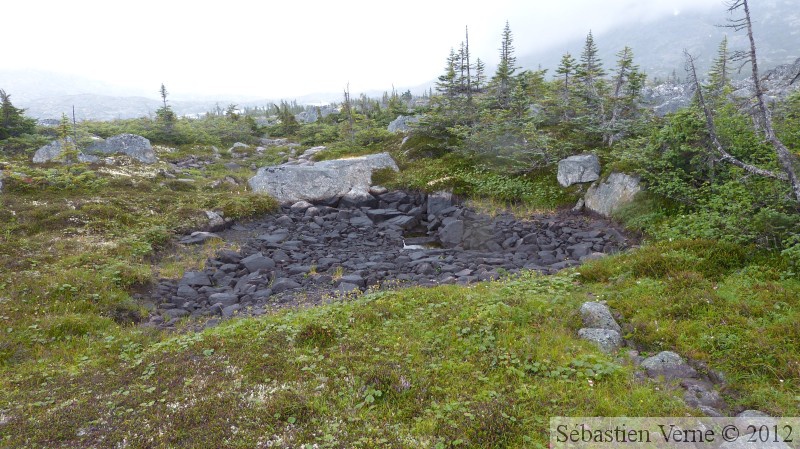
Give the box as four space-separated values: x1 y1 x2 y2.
1 143 798 448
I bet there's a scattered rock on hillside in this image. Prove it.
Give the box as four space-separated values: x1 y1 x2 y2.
248 152 399 204
584 172 641 217
387 115 420 133
557 154 601 187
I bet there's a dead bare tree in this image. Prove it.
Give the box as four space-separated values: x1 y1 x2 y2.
721 0 800 201
685 51 787 181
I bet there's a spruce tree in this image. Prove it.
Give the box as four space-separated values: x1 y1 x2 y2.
706 36 730 99
0 89 36 141
489 21 518 109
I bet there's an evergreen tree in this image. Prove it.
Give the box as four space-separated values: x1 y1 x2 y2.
436 48 459 99
574 31 608 143
474 58 486 93
489 21 518 109
604 46 645 145
706 36 731 101
155 84 176 132
0 89 36 141
576 31 605 87
554 53 578 120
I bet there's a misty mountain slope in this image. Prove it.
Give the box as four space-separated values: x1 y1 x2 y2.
520 0 799 80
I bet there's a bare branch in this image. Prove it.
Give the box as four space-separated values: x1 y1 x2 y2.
684 50 788 181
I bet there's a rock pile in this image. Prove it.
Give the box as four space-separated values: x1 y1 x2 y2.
144 190 630 328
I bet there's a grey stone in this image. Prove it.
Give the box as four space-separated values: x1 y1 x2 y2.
180 271 212 287
336 282 361 295
578 328 622 353
350 216 374 227
439 220 464 248
339 186 378 209
641 351 697 381
735 410 777 432
209 293 239 307
256 233 289 244
33 138 79 163
241 253 276 272
271 278 301 294
179 231 221 245
580 302 621 333
275 215 294 227
557 154 601 187
248 153 399 203
387 115 420 133
85 134 157 163
427 190 453 216
337 275 365 288
584 172 642 217
222 304 242 317
290 201 314 213
385 215 417 230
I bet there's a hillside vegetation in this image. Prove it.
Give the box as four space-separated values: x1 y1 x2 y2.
1 4 799 448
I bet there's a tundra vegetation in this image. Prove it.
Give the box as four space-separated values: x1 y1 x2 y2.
0 4 798 447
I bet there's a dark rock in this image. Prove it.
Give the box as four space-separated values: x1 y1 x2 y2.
180 272 212 287
222 304 242 317
241 253 276 272
439 220 464 248
209 293 239 307
271 278 302 294
179 232 221 245
350 216 374 227
385 215 417 230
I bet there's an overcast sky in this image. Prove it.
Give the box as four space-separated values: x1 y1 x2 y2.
5 0 724 99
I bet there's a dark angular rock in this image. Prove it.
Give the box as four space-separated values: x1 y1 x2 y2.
385 215 418 230
180 271 212 287
271 278 302 294
222 304 242 317
257 233 290 244
209 293 239 307
350 216 374 227
241 253 276 272
439 220 464 248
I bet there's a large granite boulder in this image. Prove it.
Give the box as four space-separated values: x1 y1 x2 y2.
35 134 156 164
387 115 420 133
248 152 399 204
33 138 77 163
84 134 157 163
584 172 641 217
557 154 601 187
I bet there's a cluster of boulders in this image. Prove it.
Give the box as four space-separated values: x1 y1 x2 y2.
142 190 630 329
556 154 642 218
32 133 157 164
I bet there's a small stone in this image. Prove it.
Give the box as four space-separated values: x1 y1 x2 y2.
241 253 276 272
641 351 697 381
578 328 622 353
580 302 621 333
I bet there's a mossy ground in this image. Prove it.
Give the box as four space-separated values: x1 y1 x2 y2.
1 144 798 448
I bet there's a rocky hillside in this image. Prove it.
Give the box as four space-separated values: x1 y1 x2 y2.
521 0 800 80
